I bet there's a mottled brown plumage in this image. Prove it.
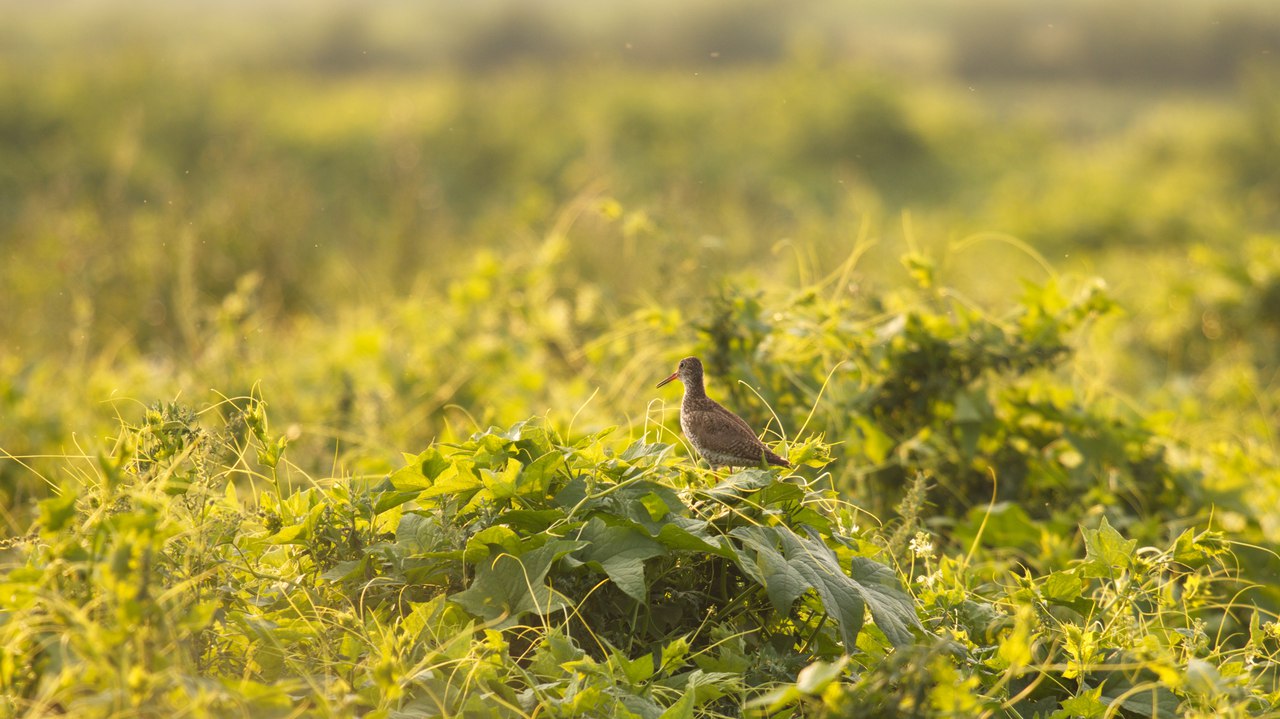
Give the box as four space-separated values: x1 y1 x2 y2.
656 357 791 469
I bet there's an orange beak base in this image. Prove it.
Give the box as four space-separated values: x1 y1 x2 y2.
655 371 679 389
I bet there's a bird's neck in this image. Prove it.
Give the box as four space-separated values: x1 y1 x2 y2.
683 380 708 400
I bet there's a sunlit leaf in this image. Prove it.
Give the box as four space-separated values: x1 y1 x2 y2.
1081 517 1136 578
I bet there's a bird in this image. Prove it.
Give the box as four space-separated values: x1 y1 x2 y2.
656 356 791 469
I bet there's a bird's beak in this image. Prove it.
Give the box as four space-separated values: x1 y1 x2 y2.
656 371 679 389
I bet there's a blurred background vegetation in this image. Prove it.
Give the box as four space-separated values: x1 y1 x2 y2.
2 0 1280 523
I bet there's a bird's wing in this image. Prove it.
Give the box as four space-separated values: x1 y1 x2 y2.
702 402 771 453
708 399 762 434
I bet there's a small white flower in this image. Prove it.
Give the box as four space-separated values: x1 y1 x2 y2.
836 515 860 536
909 531 935 560
916 570 942 589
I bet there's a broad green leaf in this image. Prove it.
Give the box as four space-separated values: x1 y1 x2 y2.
511 418 558 458
369 477 421 515
996 605 1034 670
1043 570 1084 603
846 556 922 647
1171 527 1228 566
516 451 564 497
1054 686 1106 719
320 557 368 582
621 440 670 463
700 469 776 502
754 480 805 508
1081 517 1136 578
480 457 522 500
654 669 741 705
471 432 514 469
396 512 441 553
420 464 484 500
569 518 665 602
657 677 696 719
610 648 657 685
732 525 921 648
553 476 589 508
496 508 566 533
389 448 451 490
464 525 521 563
653 521 733 556
732 527 810 614
449 539 586 628
953 388 991 422
1184 658 1225 695
266 523 308 545
639 492 670 521
1099 682 1181 719
660 636 690 672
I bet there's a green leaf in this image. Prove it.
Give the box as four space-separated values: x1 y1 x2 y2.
266 523 308 545
389 448 451 490
480 457 522 500
754 479 806 508
610 647 657 685
1043 569 1084 604
38 489 78 533
569 518 665 602
732 525 920 648
1054 686 1106 719
464 525 521 563
1171 527 1228 567
652 521 733 556
496 508 566 534
517 451 564 498
420 464 484 501
449 539 586 628
396 512 441 553
368 477 422 515
320 557 369 582
621 439 669 463
1081 517 1136 578
952 388 991 423
855 416 894 465
700 469 776 502
732 527 810 614
846 556 922 647
657 677 696 719
795 657 847 694
960 502 1042 552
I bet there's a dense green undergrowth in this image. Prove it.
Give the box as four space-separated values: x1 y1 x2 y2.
2 399 1277 717
6 256 1280 716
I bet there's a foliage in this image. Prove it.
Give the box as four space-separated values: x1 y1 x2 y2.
6 4 1280 717
1 404 923 717
4 398 1279 717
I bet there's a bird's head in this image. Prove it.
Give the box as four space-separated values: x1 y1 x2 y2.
656 356 704 389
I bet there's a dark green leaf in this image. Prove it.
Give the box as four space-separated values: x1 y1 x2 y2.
570 518 666 602
732 525 921 648
449 539 586 628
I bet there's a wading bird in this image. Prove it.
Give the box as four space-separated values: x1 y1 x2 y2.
656 356 791 469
